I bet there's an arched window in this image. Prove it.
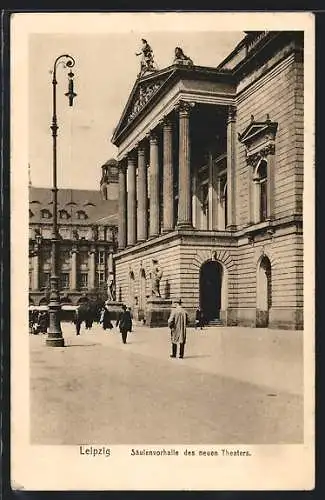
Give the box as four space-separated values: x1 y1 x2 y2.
253 159 268 223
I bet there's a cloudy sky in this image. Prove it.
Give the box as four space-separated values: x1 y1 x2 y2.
28 19 243 189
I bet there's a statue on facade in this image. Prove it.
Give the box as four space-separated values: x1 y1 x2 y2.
136 39 158 77
107 273 116 301
173 47 193 67
151 259 163 298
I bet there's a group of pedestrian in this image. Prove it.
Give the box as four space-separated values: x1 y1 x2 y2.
73 296 203 359
75 302 133 345
30 310 49 335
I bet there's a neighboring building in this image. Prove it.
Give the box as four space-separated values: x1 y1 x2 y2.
111 31 303 329
29 159 119 306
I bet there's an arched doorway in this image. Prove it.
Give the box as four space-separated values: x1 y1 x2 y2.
256 255 272 326
200 260 223 322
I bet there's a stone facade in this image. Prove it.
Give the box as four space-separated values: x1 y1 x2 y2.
111 32 304 329
29 160 119 306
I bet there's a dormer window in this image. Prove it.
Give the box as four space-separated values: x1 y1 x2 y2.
76 210 87 220
59 209 70 220
41 209 52 219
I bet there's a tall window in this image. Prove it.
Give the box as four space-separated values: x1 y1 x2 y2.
60 273 70 290
78 272 88 289
253 159 268 223
41 272 50 289
29 271 32 290
97 271 105 287
97 250 105 265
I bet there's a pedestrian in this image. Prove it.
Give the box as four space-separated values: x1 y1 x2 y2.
100 305 113 331
38 310 49 335
74 306 82 336
168 298 188 359
84 305 93 330
116 304 132 344
195 307 204 330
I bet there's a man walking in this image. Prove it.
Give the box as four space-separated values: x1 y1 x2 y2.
116 304 132 344
168 298 188 359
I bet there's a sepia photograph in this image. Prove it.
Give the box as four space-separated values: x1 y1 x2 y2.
10 11 315 490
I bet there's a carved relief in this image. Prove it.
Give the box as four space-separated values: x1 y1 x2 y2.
127 80 164 124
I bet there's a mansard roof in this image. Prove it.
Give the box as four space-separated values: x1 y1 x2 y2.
29 186 118 226
111 64 233 146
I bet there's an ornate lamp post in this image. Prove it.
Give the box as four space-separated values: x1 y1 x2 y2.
46 54 77 347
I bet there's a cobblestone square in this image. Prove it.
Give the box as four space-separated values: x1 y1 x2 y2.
30 323 303 445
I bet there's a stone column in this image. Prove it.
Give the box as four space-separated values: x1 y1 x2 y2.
89 246 96 289
266 147 275 219
32 246 39 290
70 246 78 290
127 153 137 246
137 145 148 241
118 161 127 250
149 131 159 237
226 105 236 230
177 101 193 228
162 117 174 232
247 163 253 225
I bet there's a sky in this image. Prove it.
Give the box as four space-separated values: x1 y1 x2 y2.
29 29 243 190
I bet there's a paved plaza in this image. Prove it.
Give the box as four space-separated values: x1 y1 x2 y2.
30 322 303 445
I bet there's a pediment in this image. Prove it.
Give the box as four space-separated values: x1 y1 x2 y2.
238 116 278 147
112 67 176 143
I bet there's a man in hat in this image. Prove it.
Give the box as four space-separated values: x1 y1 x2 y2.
168 298 188 359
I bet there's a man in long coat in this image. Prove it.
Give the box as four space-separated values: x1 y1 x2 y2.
168 298 188 359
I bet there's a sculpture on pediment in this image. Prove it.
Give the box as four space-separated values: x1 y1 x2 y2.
136 39 158 77
173 47 193 67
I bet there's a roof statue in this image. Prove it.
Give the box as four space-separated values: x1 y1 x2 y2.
173 47 193 67
135 39 158 77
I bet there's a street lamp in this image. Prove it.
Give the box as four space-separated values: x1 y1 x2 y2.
46 54 77 347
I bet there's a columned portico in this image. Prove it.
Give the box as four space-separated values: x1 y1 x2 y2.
177 101 193 229
162 117 174 232
127 153 137 246
118 161 127 250
149 131 160 238
137 145 148 241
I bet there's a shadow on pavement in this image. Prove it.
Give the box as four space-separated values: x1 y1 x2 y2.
65 343 99 348
183 355 212 359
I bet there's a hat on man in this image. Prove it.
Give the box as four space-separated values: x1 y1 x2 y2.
174 297 182 305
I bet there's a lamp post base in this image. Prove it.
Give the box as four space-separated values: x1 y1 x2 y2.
46 336 65 347
46 273 65 347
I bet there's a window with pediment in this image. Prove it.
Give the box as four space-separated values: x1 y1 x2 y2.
76 210 88 220
41 208 52 219
59 209 70 220
238 115 277 224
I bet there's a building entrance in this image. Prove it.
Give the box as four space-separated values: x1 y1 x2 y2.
200 260 222 322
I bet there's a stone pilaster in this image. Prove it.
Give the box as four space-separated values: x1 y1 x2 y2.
127 153 137 246
177 101 194 228
162 117 174 232
226 105 236 230
137 145 148 241
149 131 159 237
89 246 96 289
118 161 127 249
32 246 39 291
70 246 78 290
107 251 113 274
266 148 275 219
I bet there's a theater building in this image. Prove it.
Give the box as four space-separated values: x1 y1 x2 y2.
29 159 119 307
111 31 303 329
